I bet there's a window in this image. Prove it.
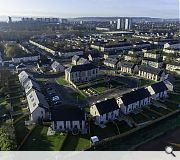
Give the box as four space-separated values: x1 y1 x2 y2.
54 121 57 130
29 94 33 99
31 98 34 102
33 102 36 107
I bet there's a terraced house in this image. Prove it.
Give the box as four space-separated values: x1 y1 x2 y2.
146 81 168 100
142 58 163 68
138 65 165 81
51 108 87 134
90 98 119 125
27 89 49 122
119 62 138 74
117 88 151 115
166 62 180 72
65 63 99 84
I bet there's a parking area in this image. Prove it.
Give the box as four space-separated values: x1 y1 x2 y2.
42 82 62 107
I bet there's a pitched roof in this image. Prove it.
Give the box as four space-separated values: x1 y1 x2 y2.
38 58 51 66
51 61 63 69
104 58 119 65
120 61 136 69
139 65 163 75
150 81 168 93
89 53 101 58
95 98 119 115
66 63 98 73
51 108 85 121
121 88 151 106
77 57 89 64
27 89 49 114
72 55 80 61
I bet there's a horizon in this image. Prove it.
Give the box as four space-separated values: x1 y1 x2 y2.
0 0 179 20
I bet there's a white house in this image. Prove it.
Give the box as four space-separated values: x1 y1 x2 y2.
166 62 180 72
16 63 26 72
18 71 33 86
51 108 87 134
26 89 49 122
146 81 168 100
65 63 99 84
29 40 57 55
72 55 80 65
88 53 101 62
12 54 40 64
119 62 139 74
104 58 120 69
164 42 180 50
58 49 83 58
142 58 163 68
51 61 65 72
138 65 165 81
117 88 151 115
77 57 90 65
124 54 140 62
23 78 41 94
143 52 161 60
90 98 119 125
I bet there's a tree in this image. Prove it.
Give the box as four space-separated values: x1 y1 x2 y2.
0 125 16 151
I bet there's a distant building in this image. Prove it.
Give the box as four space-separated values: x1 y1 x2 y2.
61 19 68 24
125 18 132 30
117 19 121 30
104 58 120 69
51 61 65 72
65 63 99 84
8 16 12 24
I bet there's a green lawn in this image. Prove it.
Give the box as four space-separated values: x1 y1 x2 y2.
159 101 179 111
150 106 169 115
21 125 67 151
168 93 180 103
114 120 133 133
129 112 151 124
90 121 118 140
61 134 90 151
14 115 34 146
71 91 86 100
90 80 125 94
56 76 69 85
141 109 160 119
139 79 154 87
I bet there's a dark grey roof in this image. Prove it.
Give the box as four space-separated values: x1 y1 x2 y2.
72 55 80 61
67 63 98 73
95 98 119 115
51 108 85 121
143 57 163 62
151 81 168 93
120 61 136 69
38 59 51 66
121 88 151 106
167 62 180 66
78 57 88 64
139 65 163 75
104 58 119 65
16 63 26 69
89 53 101 58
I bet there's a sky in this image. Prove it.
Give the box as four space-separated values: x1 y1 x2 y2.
0 0 179 18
